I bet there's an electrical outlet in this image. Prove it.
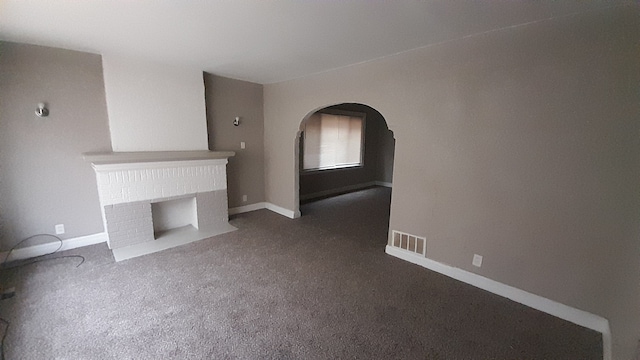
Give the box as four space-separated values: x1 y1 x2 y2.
240 141 246 149
472 254 483 267
242 195 247 202
55 224 65 235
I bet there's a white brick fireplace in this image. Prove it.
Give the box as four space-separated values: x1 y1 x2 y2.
84 151 235 261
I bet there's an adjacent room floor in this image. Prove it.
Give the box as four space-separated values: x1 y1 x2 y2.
0 187 601 359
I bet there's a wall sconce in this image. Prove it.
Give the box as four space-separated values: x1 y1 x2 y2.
233 117 240 126
35 103 49 117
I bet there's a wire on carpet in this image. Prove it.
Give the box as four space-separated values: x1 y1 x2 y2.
1 234 85 269
0 234 87 359
0 318 7 360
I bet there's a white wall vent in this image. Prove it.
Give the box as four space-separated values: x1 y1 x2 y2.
391 230 426 256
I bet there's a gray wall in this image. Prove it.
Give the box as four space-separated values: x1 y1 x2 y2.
0 42 111 249
375 123 395 184
204 73 265 209
263 7 639 359
299 103 393 198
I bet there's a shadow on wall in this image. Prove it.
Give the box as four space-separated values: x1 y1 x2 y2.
295 103 395 212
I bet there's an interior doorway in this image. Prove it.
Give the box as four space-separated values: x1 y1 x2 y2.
294 103 395 216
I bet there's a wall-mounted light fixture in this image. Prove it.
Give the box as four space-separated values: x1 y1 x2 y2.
233 117 240 126
35 102 49 117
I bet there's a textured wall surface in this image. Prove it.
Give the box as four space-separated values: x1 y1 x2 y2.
104 201 154 249
94 160 230 249
196 190 229 231
103 190 229 250
93 160 228 206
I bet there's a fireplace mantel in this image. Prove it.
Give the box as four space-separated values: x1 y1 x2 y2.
84 150 236 261
83 150 235 165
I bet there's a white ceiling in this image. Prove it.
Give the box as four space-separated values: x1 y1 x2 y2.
0 1 623 84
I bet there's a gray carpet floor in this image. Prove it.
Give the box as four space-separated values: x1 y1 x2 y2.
0 187 601 359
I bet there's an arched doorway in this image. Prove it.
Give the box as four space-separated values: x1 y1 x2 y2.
294 103 395 217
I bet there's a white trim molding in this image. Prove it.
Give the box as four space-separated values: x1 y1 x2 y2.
265 202 300 219
229 202 299 219
300 181 377 201
91 159 229 207
91 158 229 172
374 181 392 188
1 232 108 262
229 202 267 215
83 150 234 164
385 246 611 360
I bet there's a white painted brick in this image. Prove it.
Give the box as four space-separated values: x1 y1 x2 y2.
95 161 227 203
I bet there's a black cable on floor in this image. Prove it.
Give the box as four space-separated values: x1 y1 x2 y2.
0 234 86 358
0 254 85 269
0 317 8 360
1 234 85 269
1 234 63 265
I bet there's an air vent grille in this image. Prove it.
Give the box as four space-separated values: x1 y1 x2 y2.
391 230 426 256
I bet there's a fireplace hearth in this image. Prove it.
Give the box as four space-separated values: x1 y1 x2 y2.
84 151 235 261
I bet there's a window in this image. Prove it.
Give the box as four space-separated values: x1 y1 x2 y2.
302 110 365 171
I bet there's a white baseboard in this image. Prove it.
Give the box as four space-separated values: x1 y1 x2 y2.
300 181 377 201
374 181 393 188
1 232 108 262
229 202 267 215
265 202 299 219
228 202 299 219
385 246 611 360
